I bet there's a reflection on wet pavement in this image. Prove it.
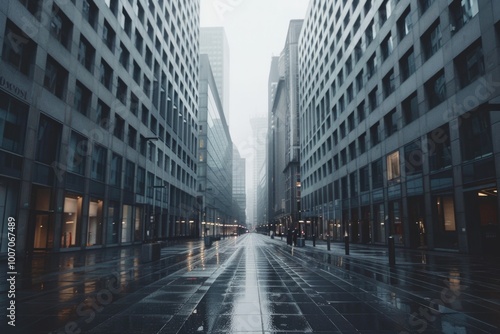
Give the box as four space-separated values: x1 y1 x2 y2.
1 234 499 333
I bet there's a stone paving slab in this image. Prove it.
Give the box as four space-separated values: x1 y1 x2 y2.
2 234 500 333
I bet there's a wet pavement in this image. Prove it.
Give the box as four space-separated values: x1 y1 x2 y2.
1 233 499 333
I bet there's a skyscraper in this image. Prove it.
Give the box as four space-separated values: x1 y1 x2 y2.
200 27 230 122
268 20 303 236
0 0 201 255
198 54 233 238
299 0 500 254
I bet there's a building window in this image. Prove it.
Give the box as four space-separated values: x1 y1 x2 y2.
371 158 383 189
78 35 95 72
449 0 479 33
141 105 149 126
121 205 133 243
340 149 347 166
116 77 127 104
18 0 43 18
95 99 110 127
143 75 151 98
349 142 356 161
350 171 358 197
113 114 124 140
436 196 456 231
454 40 484 88
384 109 397 137
50 4 72 49
44 56 68 99
357 101 365 123
130 93 139 116
460 111 493 161
360 165 369 192
74 81 91 116
422 19 442 60
400 47 416 82
382 70 395 98
127 125 136 149
110 153 122 187
99 59 113 90
136 166 145 195
62 194 81 247
358 133 366 154
119 42 129 70
133 61 141 84
381 34 393 61
124 160 135 192
428 125 452 171
102 20 116 52
82 0 98 30
36 114 61 165
2 20 37 76
121 8 132 37
356 70 364 93
67 132 87 175
419 0 435 14
367 53 377 79
370 122 380 147
404 140 423 175
91 144 106 182
139 136 147 156
387 151 400 181
365 19 376 45
348 113 355 132
0 91 28 154
398 6 412 40
135 29 143 54
88 198 104 245
369 87 378 112
379 0 391 27
402 91 419 125
425 69 446 109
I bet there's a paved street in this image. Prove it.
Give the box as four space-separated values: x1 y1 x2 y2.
1 233 499 333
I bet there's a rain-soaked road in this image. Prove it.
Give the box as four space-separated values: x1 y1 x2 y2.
1 233 499 333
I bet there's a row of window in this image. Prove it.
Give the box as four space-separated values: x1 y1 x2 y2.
301 35 485 182
301 111 493 200
300 0 479 139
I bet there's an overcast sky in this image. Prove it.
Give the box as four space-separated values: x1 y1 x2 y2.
200 0 310 154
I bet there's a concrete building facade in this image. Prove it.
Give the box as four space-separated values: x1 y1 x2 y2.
0 0 200 255
299 0 500 254
267 20 303 237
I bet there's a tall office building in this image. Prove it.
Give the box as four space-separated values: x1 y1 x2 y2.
199 27 230 122
232 145 246 226
299 0 500 254
268 20 303 236
198 54 233 237
250 116 268 227
0 0 200 255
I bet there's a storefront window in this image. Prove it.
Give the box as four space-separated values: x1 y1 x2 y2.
439 196 456 231
62 195 81 247
121 205 133 243
374 203 386 243
87 199 103 246
107 201 120 244
32 187 55 249
134 206 142 241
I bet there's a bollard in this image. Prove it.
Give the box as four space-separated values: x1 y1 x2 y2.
388 235 396 266
313 234 316 247
327 235 331 251
344 235 349 255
